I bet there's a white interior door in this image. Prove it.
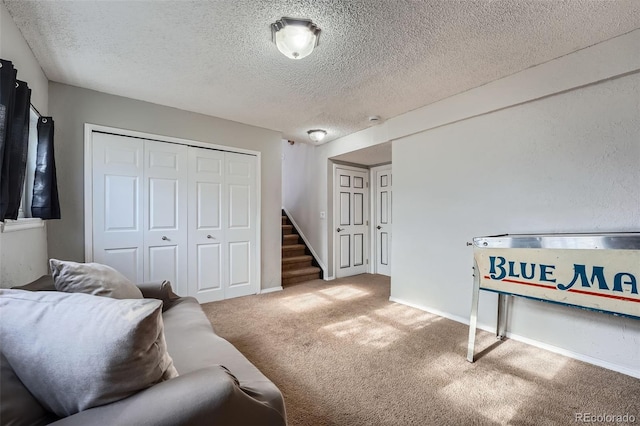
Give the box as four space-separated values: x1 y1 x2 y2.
335 166 369 278
92 133 144 284
374 166 392 276
143 140 188 296
188 148 225 303
224 152 258 299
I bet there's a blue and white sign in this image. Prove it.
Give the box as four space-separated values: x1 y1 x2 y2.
476 248 640 319
467 233 640 363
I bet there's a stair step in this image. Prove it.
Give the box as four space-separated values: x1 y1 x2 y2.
282 255 313 264
282 267 322 285
282 255 313 271
282 224 294 235
282 244 306 257
283 234 299 245
282 216 288 225
282 266 321 278
283 274 321 285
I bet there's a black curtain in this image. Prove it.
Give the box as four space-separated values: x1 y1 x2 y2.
31 117 60 220
0 59 31 221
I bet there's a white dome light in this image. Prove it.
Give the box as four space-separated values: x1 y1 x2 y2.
272 17 321 60
307 129 327 142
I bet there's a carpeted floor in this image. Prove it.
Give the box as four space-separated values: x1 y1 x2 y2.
201 274 639 426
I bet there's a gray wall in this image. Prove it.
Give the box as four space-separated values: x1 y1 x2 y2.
393 72 640 375
48 82 283 290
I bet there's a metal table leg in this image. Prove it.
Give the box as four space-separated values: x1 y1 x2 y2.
467 260 480 362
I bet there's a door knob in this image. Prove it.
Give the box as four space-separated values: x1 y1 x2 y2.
207 234 215 239
376 225 382 230
161 236 169 241
336 228 344 232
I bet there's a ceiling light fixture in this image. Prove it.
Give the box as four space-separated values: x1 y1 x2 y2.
271 17 321 60
307 129 327 143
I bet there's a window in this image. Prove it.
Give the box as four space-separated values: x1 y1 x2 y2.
17 107 39 219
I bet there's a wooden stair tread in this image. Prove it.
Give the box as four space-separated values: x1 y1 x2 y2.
282 266 321 278
282 244 306 251
282 255 312 264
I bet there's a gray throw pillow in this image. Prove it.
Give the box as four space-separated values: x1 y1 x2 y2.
49 259 143 299
0 289 179 417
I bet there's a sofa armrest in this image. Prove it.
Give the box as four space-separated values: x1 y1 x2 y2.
136 280 179 301
50 366 287 426
11 275 55 291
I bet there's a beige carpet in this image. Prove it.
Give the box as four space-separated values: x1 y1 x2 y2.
201 274 639 425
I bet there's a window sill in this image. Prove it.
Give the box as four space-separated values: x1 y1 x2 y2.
1 218 44 233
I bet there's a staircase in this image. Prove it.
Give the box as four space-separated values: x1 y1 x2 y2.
282 212 322 286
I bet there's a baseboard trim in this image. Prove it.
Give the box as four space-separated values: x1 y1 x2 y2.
261 286 283 294
282 207 327 277
389 296 640 379
389 297 470 324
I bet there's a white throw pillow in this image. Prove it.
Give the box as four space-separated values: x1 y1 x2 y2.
49 259 143 299
0 289 179 417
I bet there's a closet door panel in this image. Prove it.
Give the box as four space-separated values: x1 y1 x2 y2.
92 133 144 284
144 140 188 295
224 152 257 299
188 148 225 302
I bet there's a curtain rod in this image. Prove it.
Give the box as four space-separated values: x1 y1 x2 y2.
30 103 43 118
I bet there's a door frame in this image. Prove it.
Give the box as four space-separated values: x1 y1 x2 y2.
83 123 262 294
370 164 392 276
332 163 370 279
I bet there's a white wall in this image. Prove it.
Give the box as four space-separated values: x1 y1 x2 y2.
0 3 48 113
0 3 49 288
393 72 640 376
282 29 640 375
48 83 283 290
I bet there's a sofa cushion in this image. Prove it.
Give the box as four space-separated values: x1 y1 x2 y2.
0 352 56 426
0 289 178 417
49 259 143 299
162 297 287 420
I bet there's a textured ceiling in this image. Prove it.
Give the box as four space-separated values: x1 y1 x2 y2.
4 0 640 145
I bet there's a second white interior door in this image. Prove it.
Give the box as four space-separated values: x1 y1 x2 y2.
374 165 392 276
335 166 369 278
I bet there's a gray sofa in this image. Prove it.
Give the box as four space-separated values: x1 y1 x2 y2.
1 276 287 426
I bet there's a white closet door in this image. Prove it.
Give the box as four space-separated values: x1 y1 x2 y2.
224 152 257 299
188 148 225 303
92 133 144 284
90 130 258 302
143 140 188 296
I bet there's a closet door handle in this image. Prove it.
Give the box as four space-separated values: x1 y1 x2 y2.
207 235 215 239
161 236 169 241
